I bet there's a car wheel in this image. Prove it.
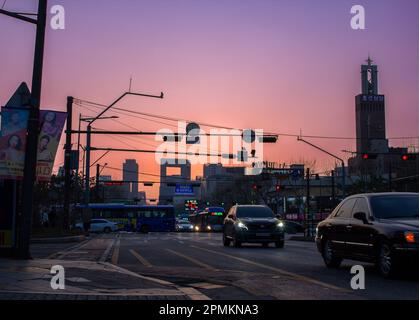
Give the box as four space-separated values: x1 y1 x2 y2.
104 227 111 233
275 240 284 248
322 239 342 268
376 242 399 278
223 233 231 247
140 225 150 234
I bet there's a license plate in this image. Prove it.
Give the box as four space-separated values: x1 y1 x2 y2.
256 233 270 237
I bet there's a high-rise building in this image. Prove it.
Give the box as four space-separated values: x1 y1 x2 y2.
123 159 139 200
355 56 388 154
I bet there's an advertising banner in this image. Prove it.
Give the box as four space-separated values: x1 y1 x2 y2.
0 107 30 180
36 110 67 181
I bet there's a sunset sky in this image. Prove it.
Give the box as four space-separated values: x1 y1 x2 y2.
1 0 419 199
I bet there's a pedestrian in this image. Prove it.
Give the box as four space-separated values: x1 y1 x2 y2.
41 207 49 228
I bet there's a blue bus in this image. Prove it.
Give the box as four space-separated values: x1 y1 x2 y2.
74 204 176 233
189 207 225 232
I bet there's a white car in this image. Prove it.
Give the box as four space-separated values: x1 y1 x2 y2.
175 220 194 232
74 219 119 233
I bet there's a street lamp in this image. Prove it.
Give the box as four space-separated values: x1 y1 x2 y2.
298 137 346 198
83 91 164 204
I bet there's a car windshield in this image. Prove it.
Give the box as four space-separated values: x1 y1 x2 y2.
370 195 419 219
178 220 190 224
236 206 275 218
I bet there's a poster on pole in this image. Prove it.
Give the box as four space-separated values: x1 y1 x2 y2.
0 107 30 180
36 110 67 181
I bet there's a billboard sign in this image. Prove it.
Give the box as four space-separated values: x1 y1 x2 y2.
0 107 30 179
36 110 67 181
175 184 194 195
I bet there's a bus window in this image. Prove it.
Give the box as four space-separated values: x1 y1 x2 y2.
143 211 152 218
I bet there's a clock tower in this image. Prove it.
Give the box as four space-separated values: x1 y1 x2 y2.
355 56 388 154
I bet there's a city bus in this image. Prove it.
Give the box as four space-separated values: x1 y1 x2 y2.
189 206 225 232
73 203 176 233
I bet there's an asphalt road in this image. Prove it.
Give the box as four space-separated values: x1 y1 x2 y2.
32 232 419 300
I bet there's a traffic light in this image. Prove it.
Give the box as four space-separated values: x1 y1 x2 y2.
275 184 281 192
259 135 278 143
252 184 261 191
362 153 378 160
401 154 417 161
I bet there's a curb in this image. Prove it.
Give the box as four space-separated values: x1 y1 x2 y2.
31 235 86 244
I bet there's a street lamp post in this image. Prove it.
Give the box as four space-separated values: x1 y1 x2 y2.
81 91 164 205
298 137 346 198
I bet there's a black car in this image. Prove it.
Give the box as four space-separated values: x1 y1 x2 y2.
316 193 419 277
223 205 285 248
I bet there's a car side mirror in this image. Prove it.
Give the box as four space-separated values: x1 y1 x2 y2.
353 212 369 224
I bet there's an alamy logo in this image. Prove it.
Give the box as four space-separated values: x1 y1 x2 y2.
50 5 65 30
350 5 366 30
50 265 65 290
350 265 365 290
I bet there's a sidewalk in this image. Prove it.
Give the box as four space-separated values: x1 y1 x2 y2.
0 258 204 300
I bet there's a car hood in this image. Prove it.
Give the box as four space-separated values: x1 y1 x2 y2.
378 218 419 230
238 218 278 224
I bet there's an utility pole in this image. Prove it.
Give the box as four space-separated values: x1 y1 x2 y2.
63 96 73 230
96 163 100 202
0 0 48 259
306 168 310 238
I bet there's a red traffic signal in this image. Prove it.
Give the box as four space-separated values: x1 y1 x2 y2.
401 154 417 161
252 184 261 191
362 153 378 160
275 185 281 192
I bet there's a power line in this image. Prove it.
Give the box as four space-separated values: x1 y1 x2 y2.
75 98 419 141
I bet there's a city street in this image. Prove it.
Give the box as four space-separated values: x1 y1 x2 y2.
31 232 419 300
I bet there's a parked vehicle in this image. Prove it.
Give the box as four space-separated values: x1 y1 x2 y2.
74 219 118 233
316 193 419 277
223 205 285 248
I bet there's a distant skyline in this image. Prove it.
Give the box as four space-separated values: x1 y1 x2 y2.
1 0 419 199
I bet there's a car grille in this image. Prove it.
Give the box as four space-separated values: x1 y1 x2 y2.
247 223 276 231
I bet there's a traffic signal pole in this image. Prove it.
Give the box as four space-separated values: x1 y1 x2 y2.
0 0 48 259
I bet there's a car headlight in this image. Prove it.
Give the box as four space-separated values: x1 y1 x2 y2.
237 222 248 230
189 225 194 229
207 225 211 230
277 221 284 228
194 225 200 231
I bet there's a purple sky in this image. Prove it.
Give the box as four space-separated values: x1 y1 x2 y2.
1 0 419 198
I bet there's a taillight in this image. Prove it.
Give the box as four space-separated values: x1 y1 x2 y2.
404 232 415 243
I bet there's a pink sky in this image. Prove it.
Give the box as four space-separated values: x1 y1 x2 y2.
1 0 419 199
